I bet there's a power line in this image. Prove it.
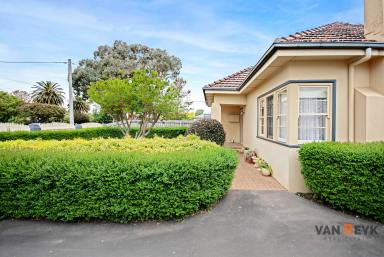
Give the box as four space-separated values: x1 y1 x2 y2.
0 61 68 64
0 58 75 126
0 78 34 85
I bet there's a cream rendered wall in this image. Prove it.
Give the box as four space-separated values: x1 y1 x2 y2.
364 0 384 41
355 87 384 142
355 58 384 142
355 62 371 88
211 95 246 123
221 105 241 143
370 58 384 95
243 60 350 192
355 89 367 143
211 102 221 122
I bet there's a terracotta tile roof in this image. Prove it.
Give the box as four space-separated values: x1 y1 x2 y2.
275 22 375 43
205 22 376 90
205 66 254 89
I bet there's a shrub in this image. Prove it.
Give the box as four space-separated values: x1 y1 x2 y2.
0 136 238 222
64 112 90 124
74 112 90 123
299 142 384 221
0 91 23 122
18 103 66 123
0 126 187 141
186 119 226 145
90 110 113 123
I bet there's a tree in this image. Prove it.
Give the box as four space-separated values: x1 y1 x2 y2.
11 90 31 103
88 69 190 137
18 103 66 123
31 81 64 106
88 78 137 136
0 91 23 122
73 96 90 113
73 41 182 99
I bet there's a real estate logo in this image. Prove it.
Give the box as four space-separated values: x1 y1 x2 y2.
315 223 381 240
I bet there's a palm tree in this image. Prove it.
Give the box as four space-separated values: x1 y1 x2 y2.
32 81 64 106
74 96 90 113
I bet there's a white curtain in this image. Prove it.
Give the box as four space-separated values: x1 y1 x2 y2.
299 88 327 141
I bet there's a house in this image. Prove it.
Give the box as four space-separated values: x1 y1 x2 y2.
203 0 384 192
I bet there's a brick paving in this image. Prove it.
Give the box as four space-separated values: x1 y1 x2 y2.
231 154 286 191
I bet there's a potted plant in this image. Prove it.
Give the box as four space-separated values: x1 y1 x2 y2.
251 151 258 163
261 164 272 176
244 148 253 163
254 158 272 176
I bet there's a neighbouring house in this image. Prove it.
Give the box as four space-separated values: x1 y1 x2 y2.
203 0 384 192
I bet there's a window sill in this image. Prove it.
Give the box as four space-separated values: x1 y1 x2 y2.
256 136 299 148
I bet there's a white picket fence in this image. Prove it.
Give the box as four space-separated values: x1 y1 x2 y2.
80 122 103 128
0 123 30 132
132 120 194 127
106 120 195 128
40 123 75 130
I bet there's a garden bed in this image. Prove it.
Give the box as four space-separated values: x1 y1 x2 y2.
0 135 238 223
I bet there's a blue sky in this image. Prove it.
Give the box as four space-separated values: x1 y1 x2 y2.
0 0 363 111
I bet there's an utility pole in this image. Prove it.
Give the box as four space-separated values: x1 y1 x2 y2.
68 59 74 126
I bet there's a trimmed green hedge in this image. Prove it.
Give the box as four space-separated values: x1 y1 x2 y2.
0 126 187 141
0 136 238 222
299 142 384 221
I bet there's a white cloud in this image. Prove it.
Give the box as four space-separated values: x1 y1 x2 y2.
0 1 111 31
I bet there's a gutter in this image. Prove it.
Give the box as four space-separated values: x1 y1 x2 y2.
348 47 372 142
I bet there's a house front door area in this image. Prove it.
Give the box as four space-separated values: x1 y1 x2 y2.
221 105 243 144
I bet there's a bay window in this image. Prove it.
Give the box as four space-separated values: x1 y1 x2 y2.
258 82 333 145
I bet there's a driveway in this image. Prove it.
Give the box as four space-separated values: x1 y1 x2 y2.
1 191 383 257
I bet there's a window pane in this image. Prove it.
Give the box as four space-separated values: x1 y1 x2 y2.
298 115 326 140
299 87 328 141
267 95 273 139
259 100 265 135
278 91 287 141
279 93 287 115
299 88 327 114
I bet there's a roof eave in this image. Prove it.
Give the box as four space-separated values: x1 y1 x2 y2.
202 87 239 106
240 41 384 91
203 41 384 105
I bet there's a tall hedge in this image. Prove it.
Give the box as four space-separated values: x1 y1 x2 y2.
0 136 238 222
299 142 384 221
0 126 187 141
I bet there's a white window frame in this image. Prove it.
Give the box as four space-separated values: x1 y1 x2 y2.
298 85 331 144
265 94 274 139
259 99 266 137
277 89 288 142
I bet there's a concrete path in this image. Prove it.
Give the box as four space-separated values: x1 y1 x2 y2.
1 191 383 257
